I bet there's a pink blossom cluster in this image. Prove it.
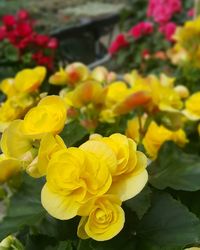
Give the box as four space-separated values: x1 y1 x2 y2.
147 0 182 24
109 21 153 55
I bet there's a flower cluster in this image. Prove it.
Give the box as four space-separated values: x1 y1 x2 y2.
147 0 182 24
0 95 67 183
0 66 46 131
0 10 58 69
0 89 148 240
109 0 193 72
169 17 200 68
41 133 148 241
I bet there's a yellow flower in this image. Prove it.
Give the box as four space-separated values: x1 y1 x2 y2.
143 121 188 159
26 133 66 178
78 195 125 241
91 66 108 83
0 78 17 97
126 115 147 143
104 81 130 108
0 154 21 184
99 109 116 123
171 128 188 147
65 62 89 87
150 77 183 112
14 66 46 93
183 92 200 120
0 94 37 132
49 67 68 85
68 80 106 108
185 248 200 250
143 121 173 159
1 120 37 166
41 147 112 220
174 85 190 99
81 133 148 201
22 96 67 139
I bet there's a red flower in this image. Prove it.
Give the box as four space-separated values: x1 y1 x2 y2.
47 38 58 49
16 22 33 37
159 22 177 42
2 15 16 27
34 34 49 46
128 21 153 39
109 34 129 55
17 10 29 20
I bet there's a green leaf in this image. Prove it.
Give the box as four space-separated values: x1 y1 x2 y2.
56 241 73 250
137 192 200 248
0 174 46 241
60 120 89 147
38 215 80 241
25 234 58 250
148 142 200 191
4 44 18 62
124 186 152 219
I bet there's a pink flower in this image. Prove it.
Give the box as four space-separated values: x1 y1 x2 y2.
47 38 58 49
109 34 129 55
147 0 182 24
159 22 177 42
128 21 153 39
187 8 194 17
17 10 29 20
2 15 16 27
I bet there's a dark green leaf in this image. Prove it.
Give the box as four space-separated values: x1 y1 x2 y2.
38 215 80 241
60 120 89 147
4 44 19 62
137 192 200 247
25 234 57 250
125 185 152 219
56 241 74 250
148 142 200 191
0 174 46 240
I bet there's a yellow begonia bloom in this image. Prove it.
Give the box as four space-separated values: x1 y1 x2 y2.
174 85 190 99
27 133 66 178
65 62 89 87
68 81 106 108
104 81 130 108
41 148 112 220
91 66 108 83
174 18 200 52
1 120 36 164
0 93 37 130
99 109 116 123
0 78 17 97
0 154 21 184
14 66 46 93
126 115 147 143
22 95 67 139
81 133 148 201
49 67 68 85
78 195 125 241
150 78 183 112
185 248 200 250
183 92 200 120
143 121 188 159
